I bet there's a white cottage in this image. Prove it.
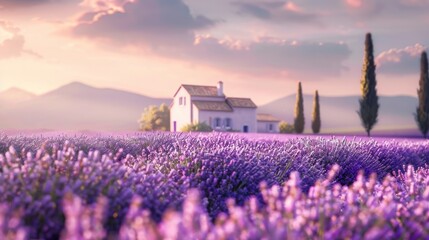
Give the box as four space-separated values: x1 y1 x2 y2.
170 82 257 132
257 114 281 133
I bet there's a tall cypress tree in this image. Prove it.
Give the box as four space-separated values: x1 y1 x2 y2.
294 82 305 133
312 90 321 134
358 33 379 137
415 51 429 138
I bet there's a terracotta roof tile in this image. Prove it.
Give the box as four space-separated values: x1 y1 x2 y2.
226 98 257 108
257 113 281 122
193 101 233 112
182 85 220 97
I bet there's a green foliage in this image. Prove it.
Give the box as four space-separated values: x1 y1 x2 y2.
226 128 240 132
415 51 429 138
358 33 379 137
294 82 305 133
181 122 213 132
312 90 321 134
138 104 170 131
279 121 294 133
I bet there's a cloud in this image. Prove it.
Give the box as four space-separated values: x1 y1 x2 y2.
0 21 25 59
343 0 429 17
399 0 429 7
0 21 41 59
190 36 351 79
0 0 51 8
376 44 426 75
232 1 321 25
343 0 384 17
79 0 133 12
69 0 350 79
71 0 215 49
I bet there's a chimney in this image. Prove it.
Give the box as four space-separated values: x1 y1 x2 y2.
217 81 224 96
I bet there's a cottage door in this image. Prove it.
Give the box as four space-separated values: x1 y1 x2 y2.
243 125 249 133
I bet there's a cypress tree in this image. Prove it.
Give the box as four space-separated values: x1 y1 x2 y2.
312 90 321 134
415 51 429 138
294 82 305 133
358 33 379 137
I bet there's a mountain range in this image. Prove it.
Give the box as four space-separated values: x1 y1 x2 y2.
0 82 420 132
0 82 170 131
0 88 36 105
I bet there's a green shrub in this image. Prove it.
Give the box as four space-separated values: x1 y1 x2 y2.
181 122 213 132
138 104 170 131
279 121 294 133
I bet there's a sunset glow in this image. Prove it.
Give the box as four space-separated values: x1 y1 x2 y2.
0 0 428 104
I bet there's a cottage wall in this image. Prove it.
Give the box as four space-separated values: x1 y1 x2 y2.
171 84 258 133
170 87 192 132
197 111 234 131
197 108 257 132
257 121 280 133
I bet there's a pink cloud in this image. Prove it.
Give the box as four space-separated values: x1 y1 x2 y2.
71 0 215 49
188 36 351 79
0 0 59 8
400 0 429 6
346 0 363 8
79 0 133 12
69 0 350 79
376 44 427 75
343 0 383 16
0 21 41 59
0 21 25 59
283 2 301 12
233 1 321 25
343 0 429 17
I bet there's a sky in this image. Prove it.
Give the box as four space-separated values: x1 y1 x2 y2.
0 0 428 105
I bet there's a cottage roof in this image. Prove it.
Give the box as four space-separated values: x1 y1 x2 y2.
193 101 233 112
180 85 220 97
226 98 257 108
257 113 281 122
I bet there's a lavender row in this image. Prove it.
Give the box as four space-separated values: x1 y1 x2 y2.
118 165 429 239
1 133 429 239
3 165 429 239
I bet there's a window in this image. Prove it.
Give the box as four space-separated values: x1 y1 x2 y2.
183 97 186 106
179 97 183 105
215 118 221 128
269 123 273 131
224 118 232 129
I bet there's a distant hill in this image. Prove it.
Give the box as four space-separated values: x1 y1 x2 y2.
0 82 171 131
1 82 420 132
0 88 36 106
258 94 419 133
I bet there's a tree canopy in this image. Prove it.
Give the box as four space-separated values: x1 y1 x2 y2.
415 51 429 138
358 33 379 137
138 104 170 131
294 82 305 134
312 90 321 134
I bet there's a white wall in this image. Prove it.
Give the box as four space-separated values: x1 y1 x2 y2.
197 108 257 132
257 121 280 133
197 111 234 131
170 87 191 132
170 86 257 132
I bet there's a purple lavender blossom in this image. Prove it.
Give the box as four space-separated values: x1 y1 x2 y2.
1 132 429 238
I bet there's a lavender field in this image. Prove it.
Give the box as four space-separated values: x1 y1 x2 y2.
1 132 429 239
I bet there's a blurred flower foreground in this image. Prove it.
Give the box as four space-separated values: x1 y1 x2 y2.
1 133 429 239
